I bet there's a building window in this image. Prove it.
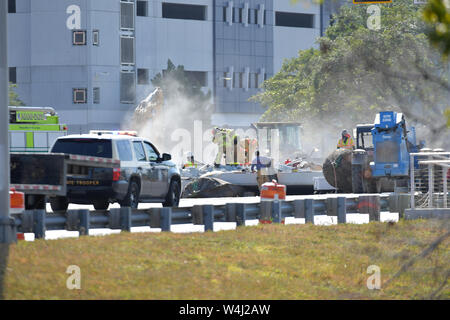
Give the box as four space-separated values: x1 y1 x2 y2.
248 8 251 24
137 1 148 17
120 72 136 104
8 0 16 13
275 12 314 28
223 72 227 88
233 72 237 89
120 37 135 65
93 30 99 46
254 73 259 89
254 9 258 25
121 1 135 30
73 89 87 104
137 69 149 85
185 71 207 87
93 87 100 104
264 73 267 81
162 3 206 21
239 8 243 23
9 67 16 84
239 73 243 89
73 30 86 45
232 7 236 23
223 7 227 22
264 10 266 25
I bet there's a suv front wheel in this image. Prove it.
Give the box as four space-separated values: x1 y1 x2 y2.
120 180 140 209
163 179 181 207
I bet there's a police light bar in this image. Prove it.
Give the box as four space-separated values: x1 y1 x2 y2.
90 130 138 136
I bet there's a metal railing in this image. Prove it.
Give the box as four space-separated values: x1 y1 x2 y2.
10 193 407 240
410 151 450 209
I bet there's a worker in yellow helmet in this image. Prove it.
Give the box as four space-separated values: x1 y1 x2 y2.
337 130 355 150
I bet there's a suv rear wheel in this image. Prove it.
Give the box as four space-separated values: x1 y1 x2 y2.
120 180 140 209
163 179 181 207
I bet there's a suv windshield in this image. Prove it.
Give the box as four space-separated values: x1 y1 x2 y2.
51 139 113 158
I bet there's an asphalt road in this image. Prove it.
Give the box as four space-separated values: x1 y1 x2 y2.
21 194 399 241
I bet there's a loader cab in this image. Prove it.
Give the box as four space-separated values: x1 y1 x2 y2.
252 122 303 159
355 124 375 151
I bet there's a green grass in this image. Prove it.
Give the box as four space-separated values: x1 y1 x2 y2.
3 220 450 299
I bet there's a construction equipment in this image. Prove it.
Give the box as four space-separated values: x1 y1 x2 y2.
182 122 325 197
323 111 424 193
8 106 68 153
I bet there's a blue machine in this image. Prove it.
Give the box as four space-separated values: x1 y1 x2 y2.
370 111 420 177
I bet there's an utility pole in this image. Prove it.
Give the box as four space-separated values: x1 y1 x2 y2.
0 0 15 244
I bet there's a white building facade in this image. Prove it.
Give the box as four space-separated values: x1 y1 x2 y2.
7 0 344 133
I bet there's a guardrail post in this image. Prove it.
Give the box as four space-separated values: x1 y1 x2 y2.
337 197 346 224
21 210 34 233
33 209 46 239
293 199 305 219
192 205 203 225
120 207 132 232
272 201 282 223
326 198 337 217
109 208 121 229
225 203 236 222
160 207 172 232
235 203 246 227
78 209 90 236
358 195 380 222
305 199 314 224
203 205 214 232
260 201 271 223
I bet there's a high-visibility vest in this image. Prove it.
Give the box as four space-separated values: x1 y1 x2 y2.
184 161 197 168
337 137 355 150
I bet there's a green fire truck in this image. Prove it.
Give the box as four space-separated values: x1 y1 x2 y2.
9 106 68 153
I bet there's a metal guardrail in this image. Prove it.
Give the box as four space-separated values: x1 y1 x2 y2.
10 193 411 240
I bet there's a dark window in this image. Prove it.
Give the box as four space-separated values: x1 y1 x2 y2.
143 142 159 161
51 139 112 158
138 69 149 85
254 73 259 88
239 73 243 88
133 141 147 162
223 72 227 87
232 7 236 22
93 30 99 46
162 3 206 21
116 140 133 161
121 37 135 64
8 0 16 13
254 9 258 25
137 1 148 17
121 2 135 29
264 73 267 81
9 67 16 84
233 72 237 88
185 71 207 87
264 10 266 25
93 87 100 104
120 72 136 104
73 31 86 45
275 12 314 28
73 88 87 104
223 7 227 21
239 8 243 23
248 8 251 24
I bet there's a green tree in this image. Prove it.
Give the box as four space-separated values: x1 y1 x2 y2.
252 0 450 146
8 83 24 106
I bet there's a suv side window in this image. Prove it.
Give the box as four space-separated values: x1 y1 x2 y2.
133 141 146 162
143 142 159 161
116 140 133 161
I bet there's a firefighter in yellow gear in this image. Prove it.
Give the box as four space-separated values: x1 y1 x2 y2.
212 127 239 167
182 152 198 169
240 137 258 166
337 130 355 150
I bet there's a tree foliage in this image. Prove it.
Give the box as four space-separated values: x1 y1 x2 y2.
8 83 24 106
252 0 450 144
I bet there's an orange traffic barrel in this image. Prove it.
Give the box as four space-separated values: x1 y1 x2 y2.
10 188 25 240
260 180 286 201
